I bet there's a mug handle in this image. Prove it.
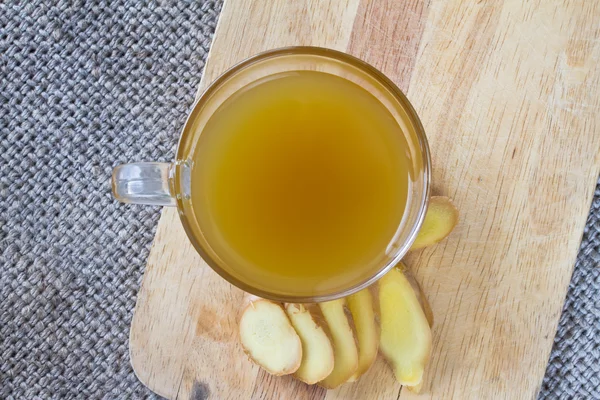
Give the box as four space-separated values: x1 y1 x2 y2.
112 162 176 206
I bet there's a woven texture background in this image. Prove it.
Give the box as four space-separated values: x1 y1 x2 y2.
540 179 600 399
0 1 598 399
0 1 221 398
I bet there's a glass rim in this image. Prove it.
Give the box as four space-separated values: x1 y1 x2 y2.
174 46 431 303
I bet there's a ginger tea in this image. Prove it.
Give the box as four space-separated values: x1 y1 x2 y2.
191 71 411 296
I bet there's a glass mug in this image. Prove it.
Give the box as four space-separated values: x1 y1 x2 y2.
112 47 430 302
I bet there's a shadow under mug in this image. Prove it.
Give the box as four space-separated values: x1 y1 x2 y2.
112 47 431 303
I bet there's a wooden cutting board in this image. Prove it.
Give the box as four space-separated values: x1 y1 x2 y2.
129 0 600 399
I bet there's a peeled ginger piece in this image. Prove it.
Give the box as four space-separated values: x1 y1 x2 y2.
318 299 358 388
407 380 423 394
411 196 459 250
239 299 302 376
397 263 434 328
379 267 432 386
285 304 334 384
346 289 378 381
395 263 433 392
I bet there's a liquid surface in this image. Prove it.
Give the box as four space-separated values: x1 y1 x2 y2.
192 71 410 296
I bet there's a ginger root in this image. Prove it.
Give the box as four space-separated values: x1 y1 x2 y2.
407 380 424 394
346 288 378 381
397 263 434 328
285 303 334 384
318 299 359 388
411 196 459 250
398 264 433 393
378 267 432 386
239 299 302 376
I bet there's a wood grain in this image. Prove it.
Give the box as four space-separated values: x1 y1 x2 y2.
129 0 600 399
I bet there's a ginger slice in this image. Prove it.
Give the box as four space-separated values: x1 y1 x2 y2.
318 299 359 388
285 303 334 384
407 380 423 394
346 288 378 381
411 196 459 250
398 264 434 393
378 267 432 386
397 263 434 328
239 299 302 376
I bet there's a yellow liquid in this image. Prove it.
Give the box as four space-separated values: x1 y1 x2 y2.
192 71 410 296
